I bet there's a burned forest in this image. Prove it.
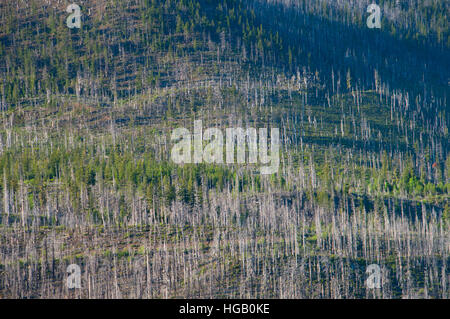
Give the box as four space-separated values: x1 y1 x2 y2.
0 0 448 299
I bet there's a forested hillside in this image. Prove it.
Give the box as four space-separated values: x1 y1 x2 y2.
0 0 448 298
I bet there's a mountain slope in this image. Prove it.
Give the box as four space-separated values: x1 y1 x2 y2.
0 0 448 299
